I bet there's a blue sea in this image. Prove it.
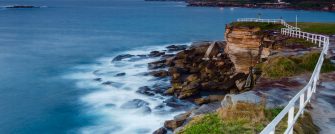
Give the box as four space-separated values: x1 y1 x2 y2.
0 0 334 133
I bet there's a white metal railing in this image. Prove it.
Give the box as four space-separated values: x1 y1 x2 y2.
236 18 330 134
237 18 300 31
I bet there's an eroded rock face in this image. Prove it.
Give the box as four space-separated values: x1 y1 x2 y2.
225 25 262 73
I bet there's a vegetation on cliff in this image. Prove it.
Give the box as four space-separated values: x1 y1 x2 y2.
178 102 319 134
288 22 335 35
259 52 335 78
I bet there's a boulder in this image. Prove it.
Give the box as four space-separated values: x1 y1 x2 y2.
166 45 188 52
153 127 167 134
115 72 126 77
149 51 165 57
178 82 200 99
150 70 169 77
136 86 155 96
148 60 167 69
112 54 134 62
120 99 149 109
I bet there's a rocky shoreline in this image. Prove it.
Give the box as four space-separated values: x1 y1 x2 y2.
109 22 330 133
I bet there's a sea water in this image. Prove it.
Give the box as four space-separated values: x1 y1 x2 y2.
0 0 334 133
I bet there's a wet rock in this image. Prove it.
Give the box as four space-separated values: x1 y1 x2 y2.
112 54 134 62
186 74 199 82
120 99 149 109
105 103 116 107
152 83 170 94
166 45 188 52
164 119 184 130
136 86 155 96
138 106 152 114
164 97 190 108
191 102 221 116
148 60 167 69
93 78 102 82
150 70 169 77
164 112 191 130
153 127 167 134
194 97 210 105
149 51 165 57
115 72 126 77
101 81 123 88
178 82 200 99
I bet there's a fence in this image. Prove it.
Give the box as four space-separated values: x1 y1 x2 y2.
236 18 330 134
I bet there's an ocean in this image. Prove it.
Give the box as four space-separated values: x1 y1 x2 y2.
0 0 334 133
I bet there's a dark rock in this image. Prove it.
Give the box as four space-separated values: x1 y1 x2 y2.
152 83 170 94
93 78 102 82
191 102 221 116
138 106 152 114
178 82 200 99
112 54 134 62
121 99 149 109
115 72 126 77
101 81 123 88
150 70 169 77
148 60 167 69
166 45 188 52
149 51 165 57
164 119 184 130
153 127 167 134
6 5 40 8
105 103 116 107
136 86 155 96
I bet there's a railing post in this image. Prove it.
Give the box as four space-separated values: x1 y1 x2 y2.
287 107 294 134
299 94 305 115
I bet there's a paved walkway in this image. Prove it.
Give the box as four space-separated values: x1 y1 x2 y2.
310 35 335 134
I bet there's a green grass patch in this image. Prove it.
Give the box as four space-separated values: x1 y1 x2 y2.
288 22 335 35
259 52 335 79
283 38 316 48
178 102 318 134
231 22 284 31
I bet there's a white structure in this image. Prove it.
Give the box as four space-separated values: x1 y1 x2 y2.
237 18 330 134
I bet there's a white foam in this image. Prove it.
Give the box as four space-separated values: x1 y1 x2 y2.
65 43 192 134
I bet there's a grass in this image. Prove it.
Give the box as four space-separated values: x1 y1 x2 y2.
231 22 284 31
288 22 335 35
259 52 335 79
283 38 316 48
178 102 319 134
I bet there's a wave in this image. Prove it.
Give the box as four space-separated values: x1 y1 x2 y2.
64 43 194 134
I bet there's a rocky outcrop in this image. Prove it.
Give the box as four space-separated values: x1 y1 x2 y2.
225 25 263 73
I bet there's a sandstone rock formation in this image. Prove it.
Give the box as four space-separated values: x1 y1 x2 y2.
225 25 262 74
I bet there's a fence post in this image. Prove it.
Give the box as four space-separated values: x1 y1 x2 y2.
299 94 305 115
287 107 294 134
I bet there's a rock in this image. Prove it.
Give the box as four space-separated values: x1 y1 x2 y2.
105 103 116 107
149 51 165 57
136 86 155 96
150 70 169 77
164 97 192 109
138 106 152 114
164 87 175 95
164 119 184 130
101 81 123 88
221 96 233 108
178 82 200 99
153 127 167 134
93 78 102 82
191 102 221 116
194 97 210 105
6 5 40 8
148 60 167 69
152 83 170 94
186 74 198 82
112 54 134 62
164 112 191 130
115 72 126 77
121 99 149 109
225 25 262 73
166 45 188 52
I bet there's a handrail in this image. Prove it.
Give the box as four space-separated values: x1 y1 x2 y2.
235 18 330 134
